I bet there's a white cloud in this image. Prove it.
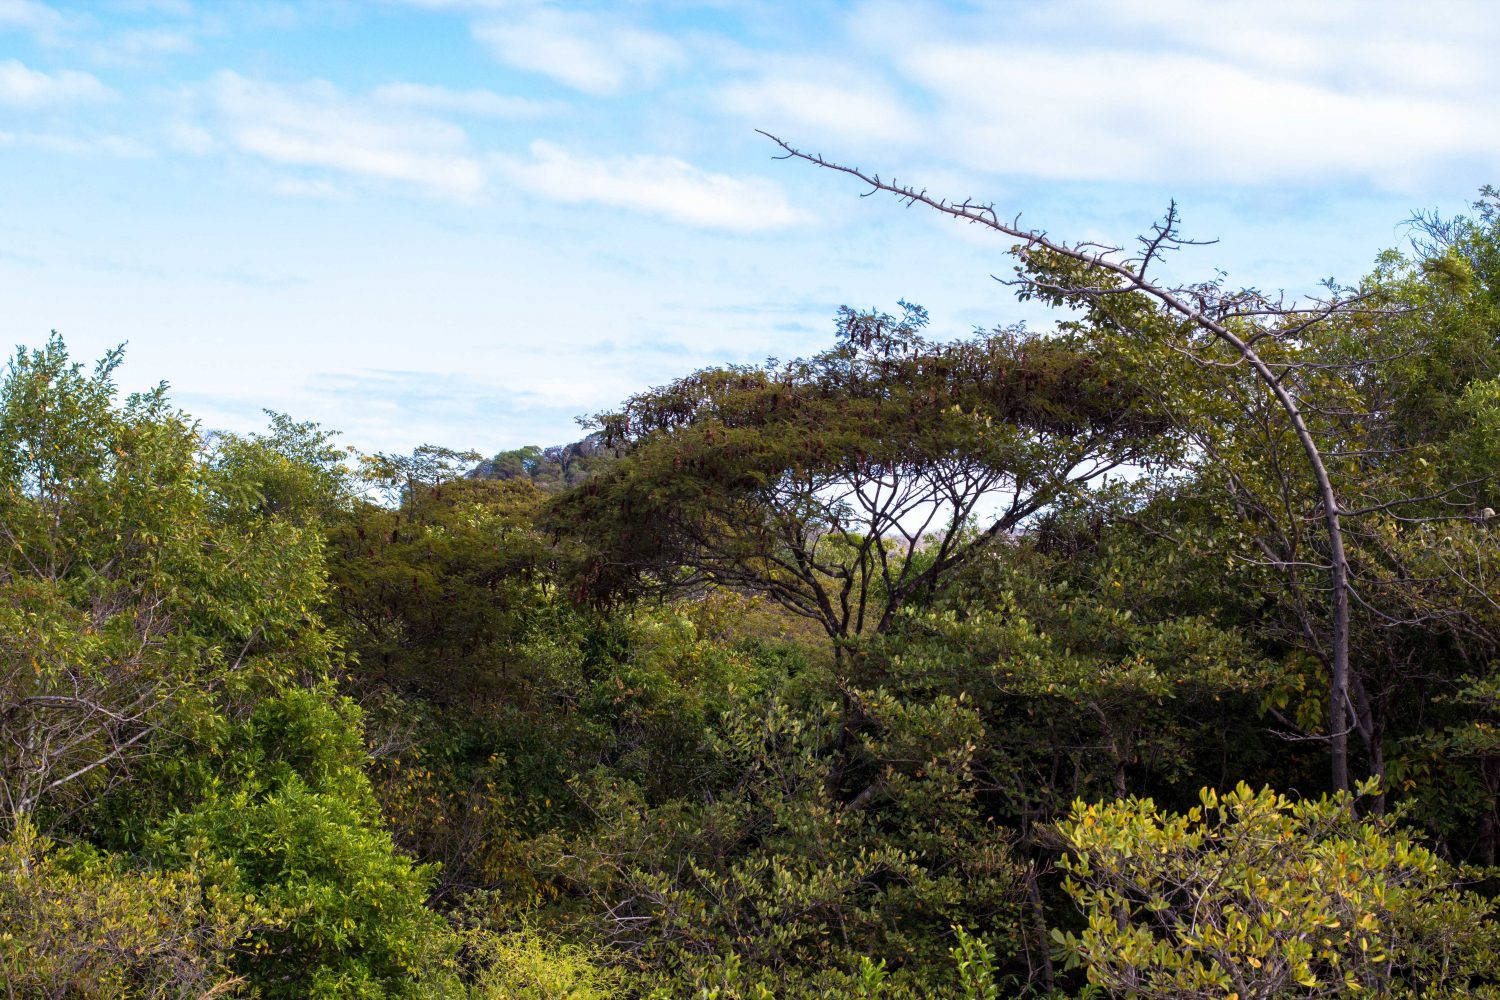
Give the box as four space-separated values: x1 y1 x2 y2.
0 1 202 65
89 26 198 67
0 59 114 107
0 128 149 157
0 0 69 39
268 176 351 200
826 0 1500 190
371 82 549 118
233 125 482 196
900 44 1493 187
194 71 486 199
720 73 922 146
494 140 809 231
165 120 214 154
1072 0 1498 95
472 9 682 95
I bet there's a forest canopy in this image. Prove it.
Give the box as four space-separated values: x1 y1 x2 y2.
3 187 1500 998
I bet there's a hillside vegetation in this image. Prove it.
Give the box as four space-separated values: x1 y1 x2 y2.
4 191 1500 998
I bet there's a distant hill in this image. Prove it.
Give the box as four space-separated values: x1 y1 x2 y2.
467 433 617 491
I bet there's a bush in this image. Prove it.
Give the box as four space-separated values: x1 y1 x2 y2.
0 820 250 998
1055 781 1500 998
156 688 460 999
465 926 625 1000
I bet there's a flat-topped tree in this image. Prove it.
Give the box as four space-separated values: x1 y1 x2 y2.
547 303 1169 665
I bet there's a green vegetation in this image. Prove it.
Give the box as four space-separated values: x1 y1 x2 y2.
1055 782 1500 998
4 189 1500 997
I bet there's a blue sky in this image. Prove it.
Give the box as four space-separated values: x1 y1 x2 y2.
3 0 1499 456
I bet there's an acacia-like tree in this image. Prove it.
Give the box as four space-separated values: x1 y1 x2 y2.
548 303 1167 661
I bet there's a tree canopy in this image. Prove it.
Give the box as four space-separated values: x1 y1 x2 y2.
550 302 1170 649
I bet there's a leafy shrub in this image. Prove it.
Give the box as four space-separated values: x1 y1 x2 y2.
156 688 460 999
1055 782 1500 998
0 820 250 998
465 926 625 1000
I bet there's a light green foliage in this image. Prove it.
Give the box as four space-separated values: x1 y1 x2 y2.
156 688 459 999
206 410 353 527
663 949 921 1000
464 926 624 1000
0 336 340 836
1056 782 1500 998
0 819 251 998
0 337 468 999
0 336 205 829
1322 199 1500 853
1451 377 1500 478
950 924 1001 1000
